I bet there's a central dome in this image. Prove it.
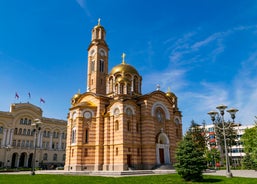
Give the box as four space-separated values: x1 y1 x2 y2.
110 63 139 76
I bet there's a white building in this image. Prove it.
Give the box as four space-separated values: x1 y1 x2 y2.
0 103 67 169
202 123 254 167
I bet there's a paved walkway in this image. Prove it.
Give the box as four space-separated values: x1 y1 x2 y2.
203 170 257 178
0 169 256 178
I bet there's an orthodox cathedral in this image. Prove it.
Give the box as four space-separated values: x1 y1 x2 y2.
64 20 182 171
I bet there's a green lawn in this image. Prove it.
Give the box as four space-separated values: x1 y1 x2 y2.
0 174 257 184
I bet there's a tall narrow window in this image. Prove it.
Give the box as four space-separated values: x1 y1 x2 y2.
116 147 118 156
85 129 89 143
91 60 95 72
127 121 131 131
53 154 57 161
71 128 76 143
115 120 119 131
100 60 104 72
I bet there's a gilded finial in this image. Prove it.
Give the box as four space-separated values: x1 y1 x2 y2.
98 18 101 25
122 53 126 64
78 89 81 94
167 87 171 92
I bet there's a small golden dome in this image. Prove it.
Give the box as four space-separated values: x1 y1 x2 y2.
110 63 139 76
73 93 81 100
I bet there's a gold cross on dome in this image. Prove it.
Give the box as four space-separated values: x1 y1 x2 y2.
122 53 126 64
98 18 101 25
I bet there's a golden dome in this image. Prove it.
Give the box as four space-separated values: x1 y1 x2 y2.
72 93 81 100
110 63 139 76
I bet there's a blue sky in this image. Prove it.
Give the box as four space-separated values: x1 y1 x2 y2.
1 0 257 132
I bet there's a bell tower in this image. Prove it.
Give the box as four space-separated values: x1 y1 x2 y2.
87 19 109 95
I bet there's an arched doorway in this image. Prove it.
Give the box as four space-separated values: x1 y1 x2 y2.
28 153 33 168
19 152 27 167
156 132 170 165
11 153 18 168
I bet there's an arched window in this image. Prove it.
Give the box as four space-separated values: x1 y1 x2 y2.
14 128 18 135
72 128 76 143
20 118 23 124
62 154 66 161
27 129 30 136
53 154 57 161
91 60 95 72
127 121 131 131
115 120 119 131
100 59 104 72
18 128 22 135
24 118 28 125
28 119 31 125
43 153 48 161
23 129 26 135
85 129 89 144
155 107 165 123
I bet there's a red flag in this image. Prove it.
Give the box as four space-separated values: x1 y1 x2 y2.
28 92 31 98
15 92 19 99
40 98 45 103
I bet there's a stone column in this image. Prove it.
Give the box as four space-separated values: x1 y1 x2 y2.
49 133 53 150
9 129 14 146
58 133 62 150
6 129 11 146
1 129 7 147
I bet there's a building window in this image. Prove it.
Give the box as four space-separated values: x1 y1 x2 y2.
18 128 22 135
115 120 119 131
0 126 4 134
72 128 76 143
116 147 118 156
43 153 48 161
85 129 89 143
24 118 28 125
23 129 26 135
127 121 131 131
63 154 66 161
28 119 31 125
20 118 23 124
13 128 17 135
53 154 57 161
12 140 16 147
100 59 104 72
91 60 95 72
156 107 164 123
27 129 31 136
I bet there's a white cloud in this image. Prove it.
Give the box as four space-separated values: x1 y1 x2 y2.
75 0 92 18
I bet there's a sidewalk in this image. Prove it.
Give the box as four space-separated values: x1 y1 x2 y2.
204 170 257 178
1 169 256 178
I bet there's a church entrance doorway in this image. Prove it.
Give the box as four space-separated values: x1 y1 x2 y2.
159 148 165 164
156 132 171 165
127 155 132 167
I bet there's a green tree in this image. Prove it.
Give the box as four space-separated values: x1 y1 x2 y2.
188 120 207 152
205 148 220 168
213 116 237 166
241 121 257 170
175 132 207 181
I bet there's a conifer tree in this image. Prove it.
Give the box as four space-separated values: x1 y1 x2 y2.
175 132 207 181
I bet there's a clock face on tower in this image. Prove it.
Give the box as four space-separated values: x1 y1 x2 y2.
84 111 92 119
99 49 106 56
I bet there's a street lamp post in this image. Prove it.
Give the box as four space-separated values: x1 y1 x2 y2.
208 104 238 178
31 119 42 175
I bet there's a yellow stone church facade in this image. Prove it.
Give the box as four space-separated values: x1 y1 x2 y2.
64 20 183 171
